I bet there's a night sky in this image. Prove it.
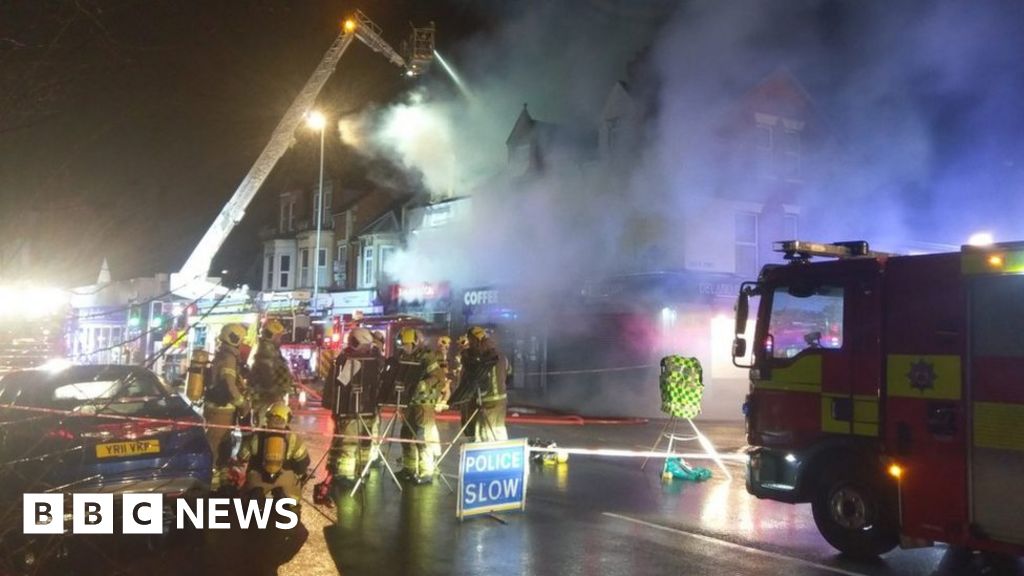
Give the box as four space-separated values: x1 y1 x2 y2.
0 0 488 286
6 1 1024 289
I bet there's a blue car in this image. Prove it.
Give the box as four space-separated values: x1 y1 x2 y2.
0 364 212 499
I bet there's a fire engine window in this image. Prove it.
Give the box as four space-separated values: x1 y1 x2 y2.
768 285 844 358
972 275 1024 357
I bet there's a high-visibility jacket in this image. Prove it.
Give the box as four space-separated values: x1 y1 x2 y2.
390 347 445 406
453 347 508 404
206 345 245 408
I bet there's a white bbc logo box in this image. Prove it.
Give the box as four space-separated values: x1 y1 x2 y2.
24 494 164 535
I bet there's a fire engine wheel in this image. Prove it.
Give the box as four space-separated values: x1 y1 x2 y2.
811 469 898 559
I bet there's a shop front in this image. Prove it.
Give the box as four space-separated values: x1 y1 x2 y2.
388 282 452 329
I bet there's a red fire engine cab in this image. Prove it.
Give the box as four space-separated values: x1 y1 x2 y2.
734 240 1024 559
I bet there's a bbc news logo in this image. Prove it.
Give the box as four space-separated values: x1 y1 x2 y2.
23 494 299 534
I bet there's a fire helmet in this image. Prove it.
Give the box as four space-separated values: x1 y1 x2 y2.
468 326 488 342
219 324 247 348
266 402 291 423
262 318 286 338
399 327 421 346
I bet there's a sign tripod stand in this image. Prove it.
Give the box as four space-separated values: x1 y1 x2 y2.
350 384 406 496
435 389 499 494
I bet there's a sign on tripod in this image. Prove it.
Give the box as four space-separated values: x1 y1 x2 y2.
457 438 528 520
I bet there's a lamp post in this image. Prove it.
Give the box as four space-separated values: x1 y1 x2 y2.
306 111 327 317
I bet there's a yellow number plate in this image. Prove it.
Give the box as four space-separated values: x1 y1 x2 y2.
95 440 161 459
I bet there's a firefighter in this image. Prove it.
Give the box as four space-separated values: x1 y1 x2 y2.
435 335 454 402
237 402 310 500
249 318 293 427
425 335 453 457
326 327 384 486
395 328 446 484
204 323 251 490
451 326 509 442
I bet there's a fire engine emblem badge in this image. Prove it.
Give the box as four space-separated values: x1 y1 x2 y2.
907 359 937 393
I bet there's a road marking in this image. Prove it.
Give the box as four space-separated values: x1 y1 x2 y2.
602 512 870 576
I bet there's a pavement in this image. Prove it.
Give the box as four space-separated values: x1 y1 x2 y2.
278 410 1024 576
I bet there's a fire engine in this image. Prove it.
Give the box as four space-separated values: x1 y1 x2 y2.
733 240 1024 559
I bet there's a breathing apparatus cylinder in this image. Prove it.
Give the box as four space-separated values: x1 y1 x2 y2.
264 435 287 475
186 349 210 402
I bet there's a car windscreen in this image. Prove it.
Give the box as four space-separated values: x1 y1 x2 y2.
0 369 170 415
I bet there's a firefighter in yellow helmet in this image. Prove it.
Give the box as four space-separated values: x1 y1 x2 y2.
451 326 509 441
249 318 294 427
204 323 251 490
237 402 310 500
394 327 445 484
325 327 384 486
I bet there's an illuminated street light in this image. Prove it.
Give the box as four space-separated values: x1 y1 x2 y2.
306 110 327 131
343 18 356 33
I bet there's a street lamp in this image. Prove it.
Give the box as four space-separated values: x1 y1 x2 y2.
306 110 327 317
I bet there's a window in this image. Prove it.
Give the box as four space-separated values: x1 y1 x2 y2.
300 248 310 287
322 188 333 226
316 248 328 287
735 211 759 277
279 197 295 232
778 129 802 180
972 275 1024 357
767 285 844 359
312 186 333 227
379 245 396 279
265 256 274 290
335 244 348 286
361 241 375 288
783 213 799 240
279 254 291 289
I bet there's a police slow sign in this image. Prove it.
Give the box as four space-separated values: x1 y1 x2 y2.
458 439 528 519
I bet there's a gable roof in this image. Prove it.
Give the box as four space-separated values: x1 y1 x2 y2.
358 210 401 236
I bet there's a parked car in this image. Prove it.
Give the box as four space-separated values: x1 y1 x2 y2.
0 364 212 499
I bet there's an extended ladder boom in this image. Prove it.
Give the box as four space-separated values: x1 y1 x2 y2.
172 12 433 298
173 31 356 297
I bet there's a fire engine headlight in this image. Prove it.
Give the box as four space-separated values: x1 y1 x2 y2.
888 463 903 479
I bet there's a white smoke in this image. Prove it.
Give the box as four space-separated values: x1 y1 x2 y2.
353 0 1024 289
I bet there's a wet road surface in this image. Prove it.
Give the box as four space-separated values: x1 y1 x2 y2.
281 412 1024 576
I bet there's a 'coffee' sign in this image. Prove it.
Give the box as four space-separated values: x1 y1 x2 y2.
463 289 499 307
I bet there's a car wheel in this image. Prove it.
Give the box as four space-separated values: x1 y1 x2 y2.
811 467 898 559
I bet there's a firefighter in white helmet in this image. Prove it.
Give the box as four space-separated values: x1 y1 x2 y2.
204 323 251 490
249 318 293 427
238 402 309 500
325 327 384 486
426 335 454 457
451 326 509 441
